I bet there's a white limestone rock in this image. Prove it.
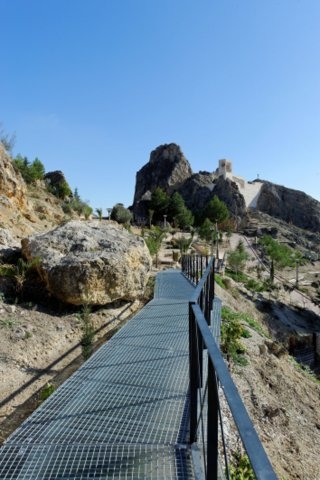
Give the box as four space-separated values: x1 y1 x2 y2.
21 220 152 305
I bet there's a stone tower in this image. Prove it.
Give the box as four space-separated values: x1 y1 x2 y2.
218 159 233 179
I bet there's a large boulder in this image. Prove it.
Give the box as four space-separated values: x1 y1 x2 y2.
21 220 152 305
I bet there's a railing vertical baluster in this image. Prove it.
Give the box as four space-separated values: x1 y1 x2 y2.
211 258 215 304
189 301 198 444
204 278 209 324
196 255 198 284
197 255 199 284
207 357 219 480
195 255 197 284
207 260 215 325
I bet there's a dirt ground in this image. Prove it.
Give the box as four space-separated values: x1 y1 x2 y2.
0 298 143 445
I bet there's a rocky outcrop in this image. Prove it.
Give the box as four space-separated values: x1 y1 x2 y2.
177 171 216 213
178 174 247 219
134 143 193 200
0 145 67 240
133 143 193 220
0 144 27 212
132 144 248 222
211 176 247 219
257 182 320 233
21 220 152 305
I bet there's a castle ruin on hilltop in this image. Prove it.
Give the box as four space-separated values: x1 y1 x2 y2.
216 159 262 208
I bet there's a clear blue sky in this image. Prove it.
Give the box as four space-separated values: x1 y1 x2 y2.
1 0 320 211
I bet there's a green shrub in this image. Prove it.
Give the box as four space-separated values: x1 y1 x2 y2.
40 382 55 402
111 203 132 225
229 452 255 480
83 205 93 219
241 313 269 338
225 269 249 283
290 357 320 384
78 305 95 360
221 306 248 365
215 274 224 288
245 278 264 293
144 227 165 267
0 257 40 296
12 155 45 184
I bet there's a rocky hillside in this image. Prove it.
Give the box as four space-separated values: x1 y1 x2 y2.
0 144 67 246
257 181 320 232
215 278 320 479
132 143 320 232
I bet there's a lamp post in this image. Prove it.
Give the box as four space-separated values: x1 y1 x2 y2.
163 215 167 229
210 227 214 257
215 221 219 260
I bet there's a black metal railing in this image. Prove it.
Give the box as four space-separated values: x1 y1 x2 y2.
182 255 277 480
181 254 210 287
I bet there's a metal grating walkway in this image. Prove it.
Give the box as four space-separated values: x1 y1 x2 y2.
0 270 196 479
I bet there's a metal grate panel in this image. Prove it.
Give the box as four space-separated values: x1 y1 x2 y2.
0 444 194 479
0 270 196 479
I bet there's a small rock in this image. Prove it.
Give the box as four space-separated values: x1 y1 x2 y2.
4 305 16 314
258 343 267 355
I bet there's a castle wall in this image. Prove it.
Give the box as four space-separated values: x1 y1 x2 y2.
216 159 262 208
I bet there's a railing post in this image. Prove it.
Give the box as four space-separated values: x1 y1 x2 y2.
204 278 210 325
207 357 219 480
211 258 215 304
196 255 199 284
207 259 215 324
189 301 198 444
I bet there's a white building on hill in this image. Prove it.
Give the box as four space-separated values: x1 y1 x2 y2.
216 159 263 208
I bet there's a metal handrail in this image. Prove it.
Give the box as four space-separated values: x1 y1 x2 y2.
182 255 278 480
